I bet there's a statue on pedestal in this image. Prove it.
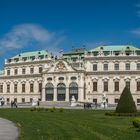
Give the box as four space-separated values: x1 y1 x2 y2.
0 96 5 106
32 97 38 106
70 95 77 107
101 94 108 109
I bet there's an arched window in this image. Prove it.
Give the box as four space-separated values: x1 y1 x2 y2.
69 82 78 100
45 83 54 101
57 83 66 101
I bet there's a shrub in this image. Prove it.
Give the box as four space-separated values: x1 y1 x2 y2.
133 118 140 128
37 108 44 112
59 108 64 112
116 86 137 113
49 108 55 112
30 107 37 112
45 108 49 111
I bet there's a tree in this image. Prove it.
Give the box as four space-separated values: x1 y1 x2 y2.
116 86 137 113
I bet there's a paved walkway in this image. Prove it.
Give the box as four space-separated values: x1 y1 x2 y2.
0 118 19 140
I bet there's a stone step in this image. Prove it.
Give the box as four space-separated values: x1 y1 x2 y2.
40 101 71 107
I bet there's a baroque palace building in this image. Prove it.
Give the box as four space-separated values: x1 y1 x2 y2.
0 45 140 105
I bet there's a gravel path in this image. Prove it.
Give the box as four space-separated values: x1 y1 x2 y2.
0 118 19 140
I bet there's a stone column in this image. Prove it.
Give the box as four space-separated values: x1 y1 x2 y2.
66 87 69 101
53 87 57 101
41 87 45 101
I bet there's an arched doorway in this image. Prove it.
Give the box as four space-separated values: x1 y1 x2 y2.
69 82 78 100
57 83 66 101
45 83 54 101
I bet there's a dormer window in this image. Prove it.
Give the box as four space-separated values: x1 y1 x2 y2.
30 56 35 60
22 57 27 61
115 51 119 56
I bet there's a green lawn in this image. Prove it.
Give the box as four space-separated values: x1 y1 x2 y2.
0 108 139 140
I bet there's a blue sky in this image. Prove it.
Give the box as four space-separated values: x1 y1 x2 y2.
0 0 140 68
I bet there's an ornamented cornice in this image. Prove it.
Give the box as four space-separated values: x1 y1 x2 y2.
5 60 53 67
84 56 140 61
0 74 42 79
86 71 140 75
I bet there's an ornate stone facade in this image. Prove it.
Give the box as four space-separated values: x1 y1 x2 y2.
0 46 140 105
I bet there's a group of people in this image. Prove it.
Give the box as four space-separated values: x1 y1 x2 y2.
11 101 18 108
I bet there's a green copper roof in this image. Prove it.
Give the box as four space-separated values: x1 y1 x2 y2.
90 45 140 52
11 50 50 59
63 48 86 55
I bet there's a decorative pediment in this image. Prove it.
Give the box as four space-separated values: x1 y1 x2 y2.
45 60 77 73
113 76 120 81
124 76 131 81
54 61 67 71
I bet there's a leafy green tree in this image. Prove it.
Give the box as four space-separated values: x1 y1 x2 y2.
116 86 137 113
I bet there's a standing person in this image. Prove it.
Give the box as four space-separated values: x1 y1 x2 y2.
14 101 18 108
37 100 39 106
11 101 13 108
95 101 97 109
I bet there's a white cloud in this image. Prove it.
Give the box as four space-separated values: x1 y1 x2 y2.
86 41 112 50
0 24 65 55
130 28 140 36
136 3 140 17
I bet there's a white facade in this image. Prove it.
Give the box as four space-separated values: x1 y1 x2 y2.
0 45 140 105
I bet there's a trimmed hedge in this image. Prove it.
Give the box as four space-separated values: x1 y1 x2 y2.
116 86 137 113
133 118 140 128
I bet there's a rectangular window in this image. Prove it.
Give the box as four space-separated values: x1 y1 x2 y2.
22 68 26 74
126 81 130 89
14 84 17 93
0 85 3 93
93 98 97 103
93 64 97 71
39 83 42 92
7 69 10 75
7 84 10 93
22 98 25 103
137 63 140 70
104 64 108 71
14 98 17 102
114 64 119 70
39 67 42 73
114 98 119 103
104 81 108 91
14 69 18 75
93 82 97 91
7 98 9 103
137 82 140 91
22 84 25 93
30 98 32 103
114 81 119 91
126 63 130 70
137 99 140 103
30 68 34 74
30 83 34 92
